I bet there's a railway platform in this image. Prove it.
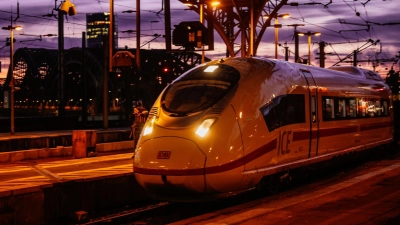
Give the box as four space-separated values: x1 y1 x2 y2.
0 127 133 163
0 151 149 225
0 128 149 224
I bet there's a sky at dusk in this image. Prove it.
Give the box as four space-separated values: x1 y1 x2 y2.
0 0 399 79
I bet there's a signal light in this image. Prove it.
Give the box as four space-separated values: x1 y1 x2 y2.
172 21 208 49
163 68 169 73
6 38 16 46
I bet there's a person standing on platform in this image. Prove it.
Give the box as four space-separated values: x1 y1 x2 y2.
130 101 148 148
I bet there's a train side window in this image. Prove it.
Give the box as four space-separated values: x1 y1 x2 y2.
311 96 316 122
322 97 387 120
366 100 375 117
260 94 305 132
323 98 334 120
362 99 382 117
374 100 382 116
357 98 366 117
348 99 357 117
382 100 389 116
337 100 346 118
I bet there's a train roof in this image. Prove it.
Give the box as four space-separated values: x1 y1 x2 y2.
327 66 383 81
221 57 384 82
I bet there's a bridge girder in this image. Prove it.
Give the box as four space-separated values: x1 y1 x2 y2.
5 48 204 110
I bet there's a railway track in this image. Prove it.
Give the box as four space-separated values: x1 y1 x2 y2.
79 201 171 224
73 148 400 225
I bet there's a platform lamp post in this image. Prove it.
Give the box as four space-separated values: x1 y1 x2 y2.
264 13 289 59
298 31 321 65
200 3 205 63
2 25 22 134
58 0 77 117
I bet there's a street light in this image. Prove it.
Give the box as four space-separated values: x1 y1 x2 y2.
183 1 220 7
264 13 289 59
200 3 205 63
298 31 321 65
2 25 22 134
57 0 77 117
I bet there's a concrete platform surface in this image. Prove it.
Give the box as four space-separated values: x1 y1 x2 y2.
0 128 130 140
0 152 149 225
0 128 134 163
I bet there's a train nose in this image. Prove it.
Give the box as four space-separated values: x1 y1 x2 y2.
134 137 206 201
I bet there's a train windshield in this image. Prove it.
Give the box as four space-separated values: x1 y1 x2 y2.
161 64 240 114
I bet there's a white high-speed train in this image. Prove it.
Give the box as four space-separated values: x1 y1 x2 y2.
133 57 394 201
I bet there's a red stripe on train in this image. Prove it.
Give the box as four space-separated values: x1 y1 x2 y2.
360 121 392 131
134 139 277 176
134 121 392 176
293 122 392 142
293 126 357 141
134 167 204 176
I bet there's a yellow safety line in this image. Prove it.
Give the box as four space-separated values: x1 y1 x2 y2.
0 153 133 174
30 164 64 182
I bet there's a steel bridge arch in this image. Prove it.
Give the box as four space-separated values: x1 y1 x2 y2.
4 47 206 114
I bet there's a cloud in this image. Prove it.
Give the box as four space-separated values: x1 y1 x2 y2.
0 0 399 78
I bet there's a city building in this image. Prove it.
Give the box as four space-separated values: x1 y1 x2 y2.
86 12 118 49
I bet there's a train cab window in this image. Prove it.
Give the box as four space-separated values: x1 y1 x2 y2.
260 94 305 132
161 64 240 115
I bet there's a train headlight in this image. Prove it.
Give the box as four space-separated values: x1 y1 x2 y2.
143 117 155 136
195 118 216 137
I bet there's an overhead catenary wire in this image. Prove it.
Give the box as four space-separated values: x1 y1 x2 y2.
0 0 398 73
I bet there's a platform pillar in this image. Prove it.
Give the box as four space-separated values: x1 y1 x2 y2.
72 130 97 158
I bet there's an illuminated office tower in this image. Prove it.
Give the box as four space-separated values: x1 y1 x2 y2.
86 12 118 49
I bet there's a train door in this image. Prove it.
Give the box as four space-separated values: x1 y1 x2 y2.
301 70 320 157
